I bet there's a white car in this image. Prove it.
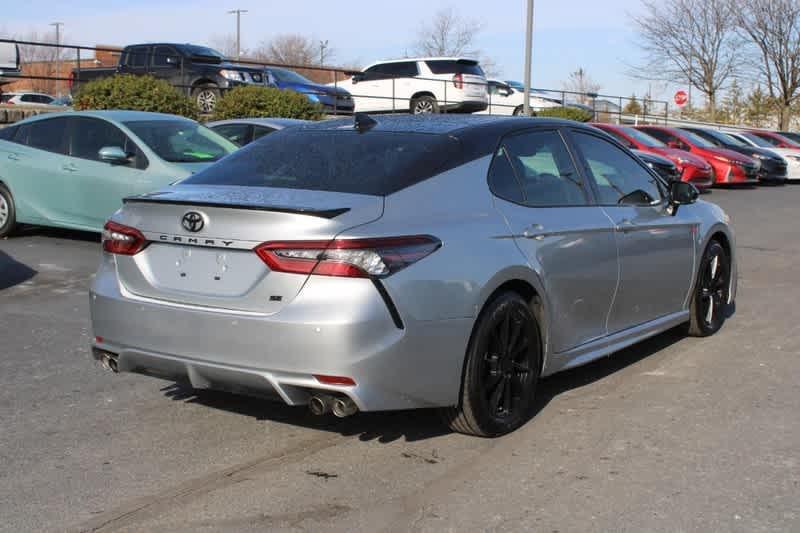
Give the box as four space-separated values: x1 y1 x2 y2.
726 131 800 181
332 57 488 114
0 92 56 106
477 79 562 116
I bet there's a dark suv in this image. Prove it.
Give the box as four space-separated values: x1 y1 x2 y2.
73 43 267 113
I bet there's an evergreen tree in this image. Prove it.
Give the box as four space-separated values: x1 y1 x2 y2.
623 95 643 115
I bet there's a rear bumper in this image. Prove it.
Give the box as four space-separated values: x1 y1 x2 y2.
89 256 472 411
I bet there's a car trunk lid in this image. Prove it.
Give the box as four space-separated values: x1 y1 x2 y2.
112 185 384 314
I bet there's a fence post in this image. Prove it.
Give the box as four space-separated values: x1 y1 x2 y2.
443 79 447 114
333 72 338 116
618 96 623 124
392 77 396 114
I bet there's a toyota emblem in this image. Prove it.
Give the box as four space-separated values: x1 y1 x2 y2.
181 211 205 232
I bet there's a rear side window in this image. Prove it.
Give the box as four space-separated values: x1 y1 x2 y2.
374 62 419 78
183 130 462 196
125 46 149 68
211 123 252 147
426 60 485 77
27 118 69 154
489 130 587 207
253 126 275 140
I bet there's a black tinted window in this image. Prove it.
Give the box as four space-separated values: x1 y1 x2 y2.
211 123 252 146
27 118 69 154
639 128 674 144
69 117 146 169
572 131 662 206
372 62 418 78
126 46 149 68
501 130 587 207
152 46 178 67
253 126 275 140
488 148 524 204
426 60 485 76
183 130 461 196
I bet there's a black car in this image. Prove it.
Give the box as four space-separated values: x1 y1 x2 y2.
632 150 681 183
72 43 267 113
681 127 787 184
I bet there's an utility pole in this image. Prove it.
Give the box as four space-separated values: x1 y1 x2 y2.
319 40 329 67
522 0 534 116
50 22 63 97
227 9 248 60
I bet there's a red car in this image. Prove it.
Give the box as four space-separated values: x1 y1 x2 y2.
592 123 714 189
636 126 759 185
746 130 800 149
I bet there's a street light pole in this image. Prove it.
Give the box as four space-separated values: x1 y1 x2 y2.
227 9 248 60
319 40 329 67
523 0 534 116
50 22 63 97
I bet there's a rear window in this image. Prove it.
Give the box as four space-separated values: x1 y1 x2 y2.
182 130 462 196
426 60 485 76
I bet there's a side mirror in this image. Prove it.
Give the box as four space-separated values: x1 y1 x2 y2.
669 181 699 214
99 146 130 165
351 73 364 84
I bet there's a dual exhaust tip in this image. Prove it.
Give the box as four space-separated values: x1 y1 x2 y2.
309 393 358 418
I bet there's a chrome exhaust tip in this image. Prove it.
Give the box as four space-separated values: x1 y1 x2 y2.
309 394 333 416
331 396 358 418
92 347 119 373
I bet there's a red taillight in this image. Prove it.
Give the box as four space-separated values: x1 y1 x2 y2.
453 73 464 89
314 374 356 386
254 235 441 278
102 221 147 255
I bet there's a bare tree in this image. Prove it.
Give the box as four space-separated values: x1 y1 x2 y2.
412 7 484 57
254 34 317 66
563 67 601 105
209 34 244 59
631 0 740 119
734 0 800 130
8 30 71 94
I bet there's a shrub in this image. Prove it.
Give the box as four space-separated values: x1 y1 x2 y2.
73 75 197 119
213 86 323 121
534 106 594 122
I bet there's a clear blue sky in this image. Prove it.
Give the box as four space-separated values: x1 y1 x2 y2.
1 0 683 103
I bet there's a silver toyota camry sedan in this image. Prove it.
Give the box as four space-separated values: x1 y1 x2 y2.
90 115 737 437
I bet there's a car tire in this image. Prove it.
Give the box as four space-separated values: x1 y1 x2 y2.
410 95 439 115
440 291 542 437
513 105 525 116
192 84 221 114
0 183 17 238
687 240 731 337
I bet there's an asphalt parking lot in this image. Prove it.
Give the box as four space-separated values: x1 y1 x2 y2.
1 185 799 533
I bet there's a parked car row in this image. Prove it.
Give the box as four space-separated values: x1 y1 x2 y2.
593 123 800 187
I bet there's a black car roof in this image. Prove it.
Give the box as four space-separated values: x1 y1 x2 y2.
297 114 595 158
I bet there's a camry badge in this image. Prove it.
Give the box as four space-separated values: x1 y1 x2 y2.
181 211 205 233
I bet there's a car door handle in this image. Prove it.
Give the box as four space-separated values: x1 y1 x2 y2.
523 224 545 240
7 153 19 161
61 163 78 172
616 219 636 233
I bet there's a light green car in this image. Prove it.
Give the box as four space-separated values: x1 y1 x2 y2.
0 110 238 237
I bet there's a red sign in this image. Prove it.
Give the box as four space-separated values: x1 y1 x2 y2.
674 90 689 107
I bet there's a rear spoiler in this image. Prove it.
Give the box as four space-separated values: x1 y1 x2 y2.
123 196 350 219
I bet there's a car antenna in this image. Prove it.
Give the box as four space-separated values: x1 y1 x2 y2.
354 113 377 133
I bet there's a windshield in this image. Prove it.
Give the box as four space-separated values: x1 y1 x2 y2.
681 130 715 148
709 130 747 147
124 120 237 163
182 130 462 195
182 45 225 59
740 132 773 148
269 68 313 85
620 127 666 148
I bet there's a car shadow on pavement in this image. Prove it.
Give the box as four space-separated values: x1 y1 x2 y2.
159 326 687 443
0 250 37 289
14 225 100 243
